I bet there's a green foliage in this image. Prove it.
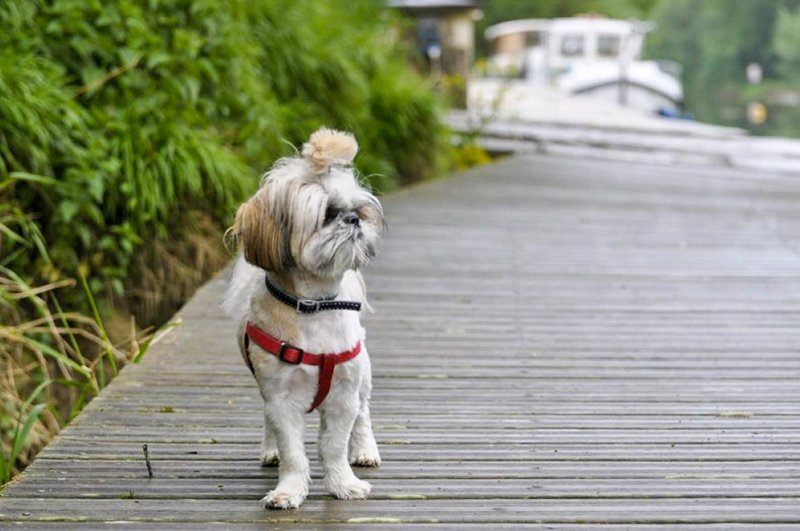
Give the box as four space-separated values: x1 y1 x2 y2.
773 6 800 80
480 0 655 21
1 380 51 485
648 0 781 84
1 0 443 305
0 256 135 483
645 0 800 131
450 142 492 171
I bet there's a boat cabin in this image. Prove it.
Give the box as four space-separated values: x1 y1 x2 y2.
479 16 683 113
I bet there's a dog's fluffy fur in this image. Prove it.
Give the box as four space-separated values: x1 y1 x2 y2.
224 128 384 510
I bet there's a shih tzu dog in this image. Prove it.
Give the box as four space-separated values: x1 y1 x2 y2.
223 128 384 510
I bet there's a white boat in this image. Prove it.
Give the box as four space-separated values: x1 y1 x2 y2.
471 16 683 116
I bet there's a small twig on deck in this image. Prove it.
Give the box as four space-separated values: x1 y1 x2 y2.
142 444 153 479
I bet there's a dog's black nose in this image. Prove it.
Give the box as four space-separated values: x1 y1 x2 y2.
343 212 360 226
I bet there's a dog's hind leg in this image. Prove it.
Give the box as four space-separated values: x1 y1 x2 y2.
254 367 280 467
259 417 280 467
319 397 371 500
261 402 310 509
349 360 381 467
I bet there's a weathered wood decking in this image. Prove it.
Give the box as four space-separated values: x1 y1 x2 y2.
2 154 800 528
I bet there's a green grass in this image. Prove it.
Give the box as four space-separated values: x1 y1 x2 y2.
0 380 50 485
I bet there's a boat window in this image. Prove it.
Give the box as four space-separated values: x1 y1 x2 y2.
597 34 620 57
525 31 542 47
560 34 584 57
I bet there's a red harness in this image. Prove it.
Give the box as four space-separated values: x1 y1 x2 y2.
242 321 361 413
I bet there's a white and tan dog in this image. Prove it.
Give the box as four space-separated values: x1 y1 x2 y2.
224 128 384 509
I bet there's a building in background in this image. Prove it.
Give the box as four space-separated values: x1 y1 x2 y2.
388 0 481 80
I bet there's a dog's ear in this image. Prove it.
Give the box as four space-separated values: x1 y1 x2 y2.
228 188 293 272
358 194 387 232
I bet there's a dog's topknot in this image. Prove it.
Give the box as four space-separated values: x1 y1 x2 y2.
302 127 358 174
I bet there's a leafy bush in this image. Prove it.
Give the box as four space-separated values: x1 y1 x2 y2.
2 0 443 312
0 0 445 483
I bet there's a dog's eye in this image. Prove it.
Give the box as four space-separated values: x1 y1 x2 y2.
323 205 339 225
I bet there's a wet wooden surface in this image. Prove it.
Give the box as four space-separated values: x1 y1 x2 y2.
2 154 800 527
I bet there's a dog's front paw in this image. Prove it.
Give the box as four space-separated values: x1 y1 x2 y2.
350 450 381 468
326 477 371 500
262 488 306 510
260 449 280 467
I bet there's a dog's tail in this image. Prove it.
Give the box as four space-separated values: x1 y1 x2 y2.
302 127 358 174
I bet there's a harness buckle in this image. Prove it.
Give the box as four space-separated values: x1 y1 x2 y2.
278 342 304 364
296 299 321 313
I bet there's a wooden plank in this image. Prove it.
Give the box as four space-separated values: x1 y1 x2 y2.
18 458 800 480
31 444 800 462
9 477 800 500
2 497 800 524
48 429 800 444
5 525 800 531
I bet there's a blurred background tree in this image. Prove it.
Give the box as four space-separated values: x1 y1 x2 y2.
646 0 787 130
645 0 800 135
774 5 800 80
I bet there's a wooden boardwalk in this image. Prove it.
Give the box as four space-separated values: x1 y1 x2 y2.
2 154 800 528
